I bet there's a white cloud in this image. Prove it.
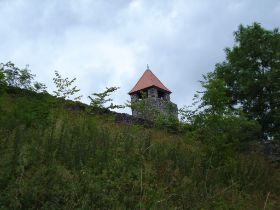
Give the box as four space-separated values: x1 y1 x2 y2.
0 0 279 113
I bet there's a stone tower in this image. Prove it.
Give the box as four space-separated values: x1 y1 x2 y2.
128 66 178 119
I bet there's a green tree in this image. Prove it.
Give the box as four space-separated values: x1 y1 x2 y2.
1 61 35 89
53 70 82 100
200 23 280 140
0 64 7 94
18 65 35 89
1 61 20 87
88 87 124 112
33 82 47 93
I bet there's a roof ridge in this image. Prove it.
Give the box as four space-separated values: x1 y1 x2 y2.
129 69 171 94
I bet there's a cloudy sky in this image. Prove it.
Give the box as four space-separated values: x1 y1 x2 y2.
1 0 279 113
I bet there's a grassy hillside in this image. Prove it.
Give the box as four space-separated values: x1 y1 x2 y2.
0 88 279 210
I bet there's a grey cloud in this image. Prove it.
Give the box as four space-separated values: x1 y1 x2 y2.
0 0 279 113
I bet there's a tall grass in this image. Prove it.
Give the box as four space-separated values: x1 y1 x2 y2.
0 92 279 209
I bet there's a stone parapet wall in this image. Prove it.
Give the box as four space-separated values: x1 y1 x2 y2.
114 112 154 127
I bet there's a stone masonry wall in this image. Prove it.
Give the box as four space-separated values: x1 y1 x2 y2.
131 97 178 120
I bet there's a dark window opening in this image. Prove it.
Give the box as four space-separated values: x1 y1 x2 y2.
158 90 166 99
136 90 148 99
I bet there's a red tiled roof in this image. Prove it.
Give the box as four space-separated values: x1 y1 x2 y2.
129 69 171 94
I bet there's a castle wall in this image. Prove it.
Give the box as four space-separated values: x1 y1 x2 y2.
131 97 178 120
130 94 138 102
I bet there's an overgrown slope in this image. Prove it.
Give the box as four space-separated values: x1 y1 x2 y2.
0 88 279 210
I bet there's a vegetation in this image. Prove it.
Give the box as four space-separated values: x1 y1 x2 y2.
53 70 82 101
88 87 124 113
0 23 280 209
126 91 179 131
0 89 279 209
200 23 280 140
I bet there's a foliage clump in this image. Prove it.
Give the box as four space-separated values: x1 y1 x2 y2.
53 70 82 100
0 61 47 93
88 86 124 113
199 23 280 140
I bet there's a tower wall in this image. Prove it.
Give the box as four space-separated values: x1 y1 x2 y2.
130 91 178 120
130 94 138 103
148 87 158 98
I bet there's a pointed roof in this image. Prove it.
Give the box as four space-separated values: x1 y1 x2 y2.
129 69 171 94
